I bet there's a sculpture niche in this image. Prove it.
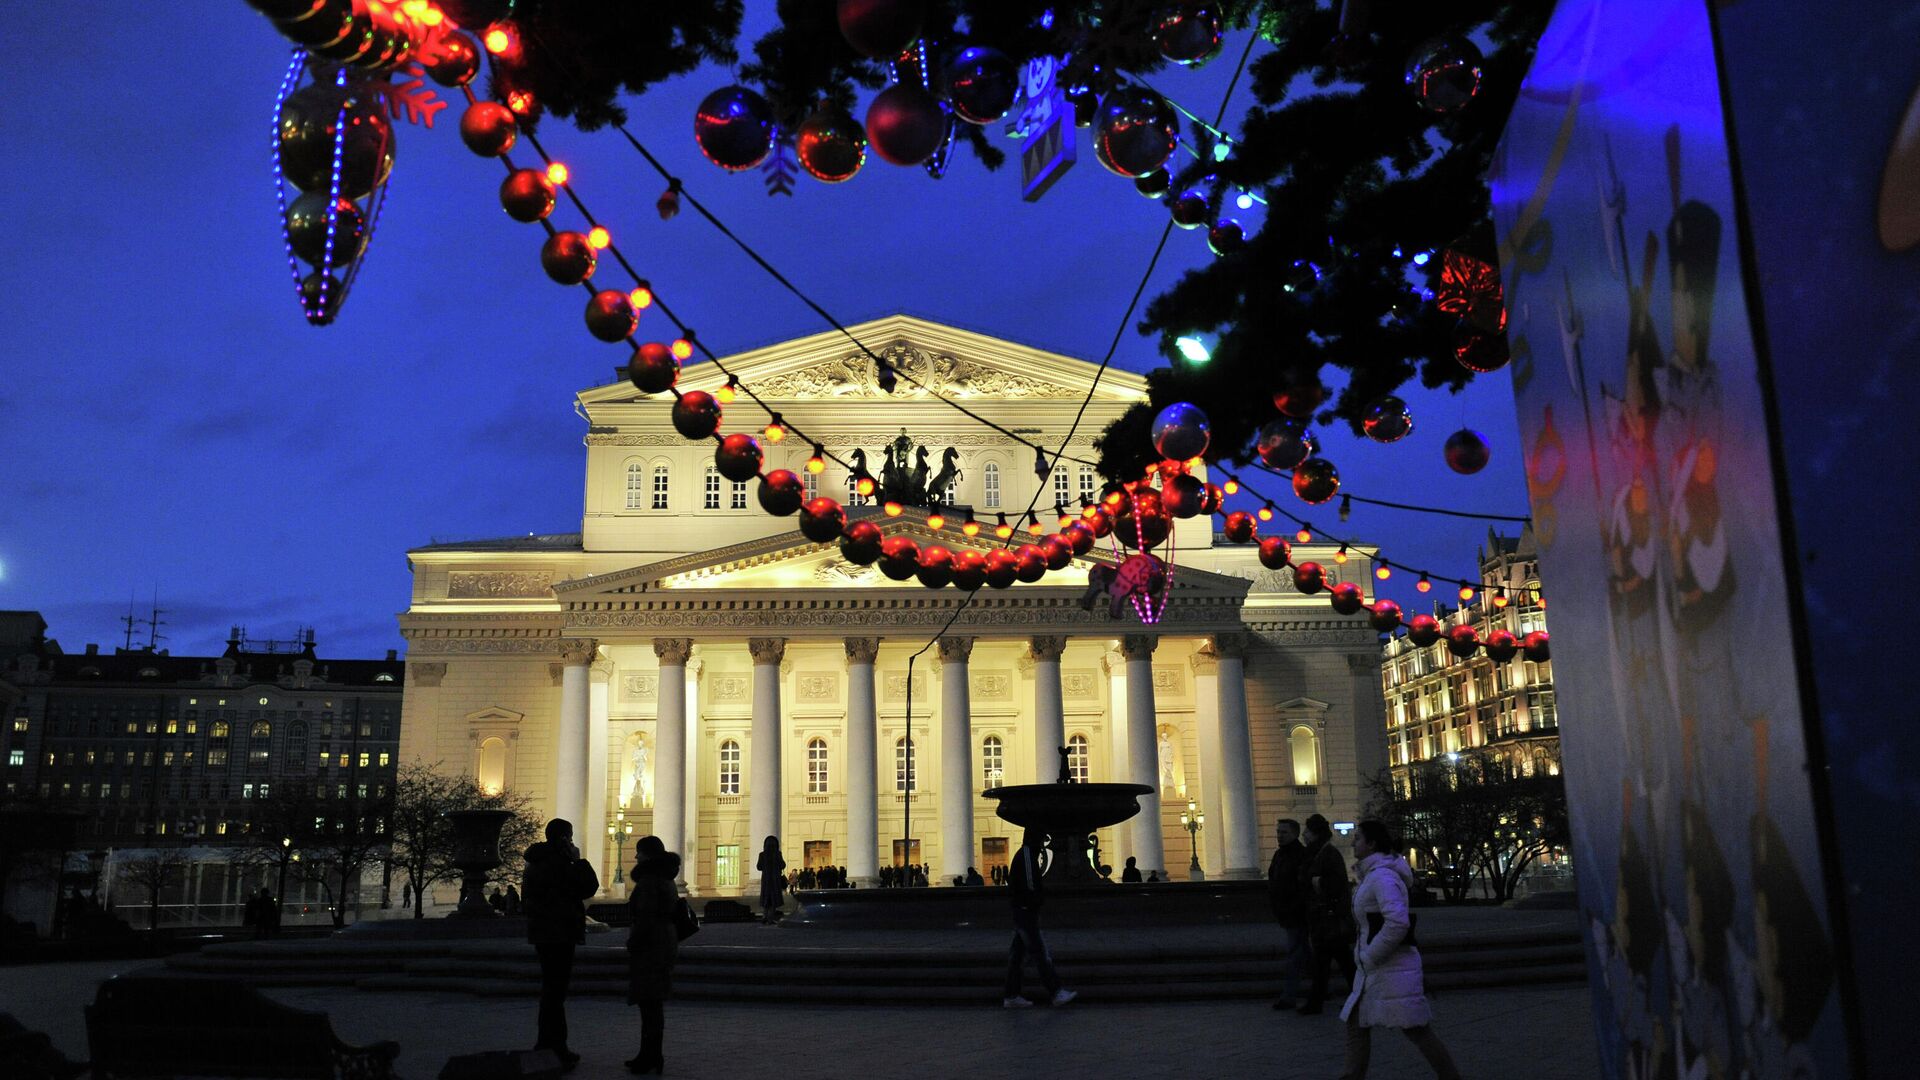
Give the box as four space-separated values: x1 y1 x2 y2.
850 431 962 507
982 747 1152 883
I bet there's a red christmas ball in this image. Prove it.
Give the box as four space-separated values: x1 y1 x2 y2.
916 544 955 588
424 31 479 87
1042 536 1074 571
1406 614 1442 647
459 100 517 157
984 548 1020 589
1064 524 1096 556
877 535 920 581
836 0 925 58
1272 372 1326 419
797 108 867 183
950 548 988 590
671 391 721 440
1522 630 1551 663
758 469 804 516
865 83 947 166
714 433 763 483
800 497 848 543
1200 482 1225 515
1293 561 1326 594
1114 490 1170 549
1453 317 1510 373
1222 510 1257 544
1084 507 1114 540
1446 624 1481 658
1015 544 1048 583
584 289 636 343
541 231 596 284
627 342 678 395
1444 428 1491 475
1292 457 1340 505
1482 628 1519 662
1162 473 1206 518
499 168 555 222
1257 535 1292 570
1329 581 1366 615
1369 599 1403 633
839 519 885 564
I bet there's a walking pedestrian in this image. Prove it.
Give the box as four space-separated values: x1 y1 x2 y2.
1267 817 1311 1011
1299 813 1357 1014
1002 828 1077 1009
522 818 600 1070
624 835 680 1076
505 883 522 916
1338 820 1461 1080
755 836 786 924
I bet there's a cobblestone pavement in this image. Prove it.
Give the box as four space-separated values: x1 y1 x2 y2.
2 957 1600 1079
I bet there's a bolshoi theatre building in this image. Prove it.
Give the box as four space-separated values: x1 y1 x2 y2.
397 316 1389 896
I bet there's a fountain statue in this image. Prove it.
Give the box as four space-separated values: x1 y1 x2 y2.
983 747 1153 883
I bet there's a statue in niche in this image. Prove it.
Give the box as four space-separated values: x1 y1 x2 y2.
623 737 653 809
1157 729 1179 791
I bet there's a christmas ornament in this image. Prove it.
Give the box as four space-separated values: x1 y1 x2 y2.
1084 506 1114 539
656 185 681 220
265 0 354 48
839 519 885 563
1257 535 1292 570
1152 3 1224 66
1292 457 1340 504
1329 581 1365 615
1405 36 1483 115
1015 545 1048 583
1151 402 1211 460
1283 258 1322 293
425 31 480 87
984 548 1020 589
1272 371 1326 419
941 45 1017 125
540 231 597 284
1444 428 1491 474
836 0 926 59
796 109 867 183
1136 168 1171 199
1207 220 1244 256
951 548 988 590
865 83 947 166
1041 536 1074 571
879 535 921 580
916 545 955 588
921 112 957 179
1482 628 1519 662
715 433 764 482
763 128 800 193
584 290 636 343
297 270 345 322
800 497 849 543
1369 599 1403 633
1445 624 1481 658
627 342 679 394
694 85 776 171
1065 524 1096 556
1093 87 1180 178
1115 490 1172 549
1222 510 1256 544
1361 396 1413 443
671 391 722 440
1256 419 1315 470
1169 186 1212 229
284 192 368 265
499 168 556 223
1199 482 1224 515
1522 630 1551 663
759 469 804 516
279 82 395 199
458 100 516 157
1162 473 1206 518
1293 561 1325 594
1452 316 1510 372
1406 614 1442 647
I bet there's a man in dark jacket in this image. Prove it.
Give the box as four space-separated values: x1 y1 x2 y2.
1002 828 1076 1009
1267 817 1310 1010
1298 813 1357 1015
523 818 600 1069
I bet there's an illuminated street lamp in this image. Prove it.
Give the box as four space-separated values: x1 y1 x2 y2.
1178 798 1206 882
607 809 635 884
276 835 292 924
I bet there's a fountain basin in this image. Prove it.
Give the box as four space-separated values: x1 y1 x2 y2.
984 782 1153 882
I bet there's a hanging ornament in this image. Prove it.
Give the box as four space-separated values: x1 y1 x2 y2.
1292 458 1340 504
1406 613 1442 647
1040 536 1074 571
941 45 1018 125
499 168 556 223
1115 489 1173 549
296 270 345 322
694 85 776 171
670 391 722 440
1271 371 1326 419
984 548 1020 589
540 231 597 284
272 59 395 327
1444 428 1491 474
878 535 921 580
1207 220 1245 256
584 290 637 343
1522 630 1551 663
1222 510 1256 544
1152 3 1224 66
424 31 480 87
1452 316 1511 372
1257 536 1292 570
839 519 886 564
797 108 867 183
800 497 849 543
258 0 354 49
1361 396 1414 443
715 434 764 482
759 470 805 516
279 82 394 198
836 0 926 59
1065 524 1097 556
1369 599 1403 633
1015 545 1048 583
284 193 368 265
865 83 947 166
1136 168 1171 199
1151 402 1211 460
1445 624 1481 658
1256 419 1316 470
1293 561 1326 594
1329 582 1366 615
1162 473 1206 518
1405 36 1484 115
1482 628 1520 662
951 548 988 590
1093 87 1180 178
915 545 955 588
627 342 679 395
656 184 682 221
1199 482 1224 515
457 100 516 157
1169 186 1212 229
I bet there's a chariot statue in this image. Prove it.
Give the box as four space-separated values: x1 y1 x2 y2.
857 429 961 507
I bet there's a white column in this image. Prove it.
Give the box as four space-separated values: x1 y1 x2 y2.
1103 651 1131 872
586 661 612 892
1120 634 1166 878
1215 634 1261 879
937 636 975 883
653 639 692 889
1192 644 1228 879
748 637 786 853
845 637 881 888
1029 635 1067 782
553 639 596 835
682 657 701 893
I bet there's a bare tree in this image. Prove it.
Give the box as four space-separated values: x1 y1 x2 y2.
1364 747 1568 903
388 762 542 917
227 786 325 920
118 847 192 931
300 786 393 929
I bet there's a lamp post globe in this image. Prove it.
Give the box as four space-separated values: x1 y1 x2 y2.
1178 798 1205 881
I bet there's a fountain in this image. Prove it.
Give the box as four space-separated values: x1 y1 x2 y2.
982 746 1153 882
444 808 514 918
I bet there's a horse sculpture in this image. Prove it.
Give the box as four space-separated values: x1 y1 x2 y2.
926 447 963 505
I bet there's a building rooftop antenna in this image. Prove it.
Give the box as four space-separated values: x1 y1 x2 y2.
142 590 168 653
120 591 138 651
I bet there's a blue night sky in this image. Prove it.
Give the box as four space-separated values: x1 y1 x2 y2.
0 3 1527 660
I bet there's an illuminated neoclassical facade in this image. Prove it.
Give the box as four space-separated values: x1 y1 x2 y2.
397 316 1389 897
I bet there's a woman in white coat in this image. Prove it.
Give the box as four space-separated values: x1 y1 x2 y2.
1338 820 1463 1080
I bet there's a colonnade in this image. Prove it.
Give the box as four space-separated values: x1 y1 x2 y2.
549 631 1261 891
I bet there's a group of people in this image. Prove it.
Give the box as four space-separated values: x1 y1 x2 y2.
240 888 280 939
487 884 523 916
1268 813 1463 1080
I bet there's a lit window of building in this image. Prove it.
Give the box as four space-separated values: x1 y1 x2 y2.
704 465 721 510
895 737 916 792
982 734 1003 788
1066 734 1089 783
807 738 828 793
652 464 671 510
718 739 740 795
983 462 1001 508
626 462 646 509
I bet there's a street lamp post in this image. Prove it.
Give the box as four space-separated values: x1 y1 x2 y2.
1179 798 1205 882
607 809 634 887
276 836 291 925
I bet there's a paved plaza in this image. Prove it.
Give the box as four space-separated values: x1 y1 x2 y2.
4 956 1600 1079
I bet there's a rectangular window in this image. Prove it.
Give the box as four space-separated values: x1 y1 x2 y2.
208 749 228 766
715 844 740 889
319 749 330 766
162 751 175 767
8 750 23 766
1053 467 1070 506
258 783 270 798
85 750 96 765
80 782 91 797
242 783 254 799
249 749 270 767
895 740 916 792
336 784 347 799
983 465 1001 508
807 740 828 794
626 464 646 510
718 742 741 795
338 753 349 768
46 752 56 766
10 718 25 732
185 719 197 735
357 783 368 798
1079 468 1097 506
704 467 721 510
166 719 178 734
802 469 819 500
183 751 195 767
652 465 670 510
730 479 747 510
358 752 370 768
981 738 1003 788
378 751 390 766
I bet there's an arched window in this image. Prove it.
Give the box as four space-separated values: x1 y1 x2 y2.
894 737 916 792
1290 725 1321 786
807 738 829 793
704 465 721 510
802 467 819 500
211 720 230 739
982 462 1001 508
981 734 1003 788
1066 734 1089 783
625 462 646 509
477 736 506 795
718 739 741 795
652 463 670 509
250 721 272 738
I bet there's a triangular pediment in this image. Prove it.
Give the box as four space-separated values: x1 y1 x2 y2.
578 314 1148 408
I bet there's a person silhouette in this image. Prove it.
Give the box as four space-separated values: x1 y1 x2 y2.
522 819 599 1071
1002 828 1076 1009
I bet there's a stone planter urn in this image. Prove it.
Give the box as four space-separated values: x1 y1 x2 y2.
445 808 514 918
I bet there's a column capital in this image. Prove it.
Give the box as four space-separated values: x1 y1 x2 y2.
1028 634 1068 663
1346 653 1377 676
937 636 975 664
557 638 599 666
653 638 694 666
1120 634 1158 662
844 636 881 665
1211 632 1253 660
411 661 447 687
1190 645 1219 676
589 659 615 683
748 637 787 665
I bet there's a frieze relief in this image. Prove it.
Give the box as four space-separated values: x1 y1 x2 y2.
402 637 567 657
748 344 1086 400
1152 665 1186 695
883 672 928 702
813 560 876 585
971 672 1012 701
622 675 658 701
797 673 838 701
711 675 748 703
1063 671 1098 700
565 600 1245 633
447 571 554 599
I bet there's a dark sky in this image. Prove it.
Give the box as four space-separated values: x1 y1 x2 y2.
0 3 1527 660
